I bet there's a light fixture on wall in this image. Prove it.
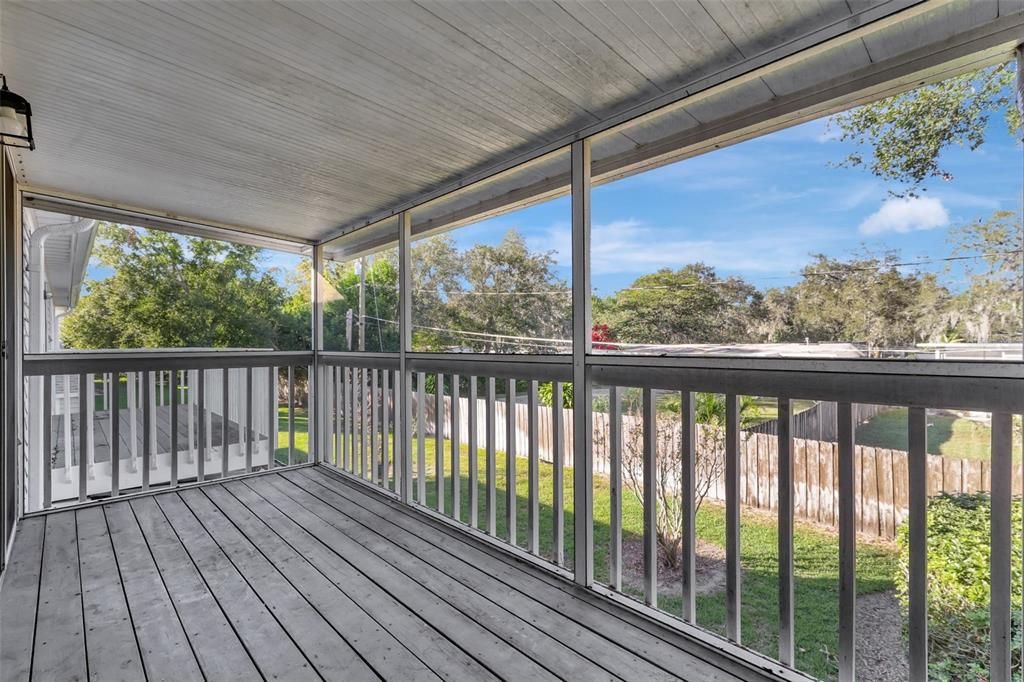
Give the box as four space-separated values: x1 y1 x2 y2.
0 74 35 150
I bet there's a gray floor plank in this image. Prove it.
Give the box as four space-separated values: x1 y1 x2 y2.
0 516 45 681
128 496 261 681
251 474 599 680
103 501 204 682
219 480 499 682
2 469 792 682
167 489 379 681
291 468 686 682
145 493 319 682
242 475 558 681
312 467 765 682
32 512 88 682
196 484 442 682
76 507 146 681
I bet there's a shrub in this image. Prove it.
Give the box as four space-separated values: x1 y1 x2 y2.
896 493 1023 680
538 381 573 409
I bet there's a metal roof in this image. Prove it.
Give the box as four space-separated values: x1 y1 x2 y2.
3 0 1022 245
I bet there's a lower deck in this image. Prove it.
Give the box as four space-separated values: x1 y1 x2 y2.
1 465 789 681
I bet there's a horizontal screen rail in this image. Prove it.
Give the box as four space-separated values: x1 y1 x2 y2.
590 362 1023 413
319 353 400 370
587 354 1022 379
24 351 313 375
407 354 573 382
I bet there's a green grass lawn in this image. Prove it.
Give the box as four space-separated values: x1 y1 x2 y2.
749 398 820 425
856 407 1022 461
276 406 309 463
343 434 897 680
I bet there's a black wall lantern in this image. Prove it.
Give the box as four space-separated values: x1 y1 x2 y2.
0 74 34 150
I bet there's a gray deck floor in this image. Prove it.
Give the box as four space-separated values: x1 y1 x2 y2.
1 466 783 682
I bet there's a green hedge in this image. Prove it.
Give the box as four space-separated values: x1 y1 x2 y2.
896 493 1023 680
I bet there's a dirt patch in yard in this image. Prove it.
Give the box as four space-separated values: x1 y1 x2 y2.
621 537 727 596
856 591 908 682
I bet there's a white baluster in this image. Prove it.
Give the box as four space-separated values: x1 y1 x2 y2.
148 371 158 469
128 373 138 473
187 370 196 464
62 375 72 484
86 373 95 480
107 373 115 476
204 371 213 463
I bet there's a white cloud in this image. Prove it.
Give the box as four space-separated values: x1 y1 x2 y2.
858 197 949 236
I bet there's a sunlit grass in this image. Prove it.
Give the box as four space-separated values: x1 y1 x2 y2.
856 407 1021 461
276 406 309 463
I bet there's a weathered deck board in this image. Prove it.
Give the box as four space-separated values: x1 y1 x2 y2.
294 467 739 682
128 496 260 680
103 501 204 681
163 490 376 680
196 484 442 681
32 512 88 682
218 479 497 682
305 466 772 682
0 517 45 680
285 469 680 681
144 494 317 681
2 467 790 682
243 475 557 681
76 507 146 681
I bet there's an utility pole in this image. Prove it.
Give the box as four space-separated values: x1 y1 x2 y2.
358 256 366 352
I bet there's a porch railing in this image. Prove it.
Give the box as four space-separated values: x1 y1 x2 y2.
23 350 313 511
317 352 1023 682
20 348 1022 680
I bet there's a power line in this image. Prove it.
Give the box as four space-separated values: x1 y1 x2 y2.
359 314 571 349
414 289 570 297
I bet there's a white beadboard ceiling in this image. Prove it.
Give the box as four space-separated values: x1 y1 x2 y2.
2 0 1021 244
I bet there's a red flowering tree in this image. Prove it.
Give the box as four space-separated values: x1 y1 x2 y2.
591 322 617 350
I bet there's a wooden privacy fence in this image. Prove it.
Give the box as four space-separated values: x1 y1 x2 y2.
417 394 1016 540
748 401 889 441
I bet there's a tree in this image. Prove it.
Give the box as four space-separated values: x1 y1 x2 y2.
946 210 1024 343
279 255 400 352
412 231 571 352
410 235 464 350
596 264 759 345
62 224 291 349
760 253 950 352
830 62 1021 194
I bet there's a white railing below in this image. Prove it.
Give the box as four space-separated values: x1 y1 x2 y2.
24 350 313 511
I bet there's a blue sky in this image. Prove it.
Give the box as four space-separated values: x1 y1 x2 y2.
450 106 1022 297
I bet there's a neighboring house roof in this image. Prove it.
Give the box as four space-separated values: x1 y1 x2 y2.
601 343 867 358
914 343 1023 361
25 208 97 308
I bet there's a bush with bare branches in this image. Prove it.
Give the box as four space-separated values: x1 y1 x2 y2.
615 392 756 569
